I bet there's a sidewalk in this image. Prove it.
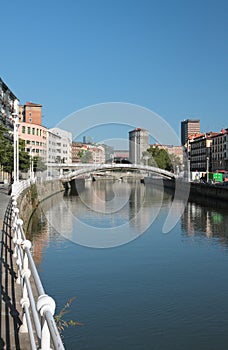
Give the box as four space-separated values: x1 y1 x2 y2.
0 185 9 229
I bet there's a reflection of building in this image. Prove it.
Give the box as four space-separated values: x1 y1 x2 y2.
18 102 47 160
129 128 149 164
0 77 19 129
181 201 228 245
181 119 200 146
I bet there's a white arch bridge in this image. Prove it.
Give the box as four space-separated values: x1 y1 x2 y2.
58 163 177 182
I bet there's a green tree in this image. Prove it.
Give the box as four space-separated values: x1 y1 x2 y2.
0 124 30 178
33 156 47 173
78 150 92 163
19 139 30 171
145 146 173 171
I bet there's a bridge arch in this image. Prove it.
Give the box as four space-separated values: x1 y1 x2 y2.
60 163 176 182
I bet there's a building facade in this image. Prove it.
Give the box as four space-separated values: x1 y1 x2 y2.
71 142 105 164
48 128 72 164
129 128 149 164
211 129 228 172
181 119 200 146
0 78 19 129
189 132 218 179
18 102 47 160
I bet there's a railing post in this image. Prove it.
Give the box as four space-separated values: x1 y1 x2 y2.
12 207 19 258
37 294 56 350
15 219 24 285
20 239 32 333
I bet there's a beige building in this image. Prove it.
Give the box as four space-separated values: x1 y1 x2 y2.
18 102 47 160
181 119 200 146
129 128 149 164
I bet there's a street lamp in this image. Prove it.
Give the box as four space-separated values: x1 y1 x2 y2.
11 113 20 184
144 155 149 166
29 147 34 180
206 156 209 182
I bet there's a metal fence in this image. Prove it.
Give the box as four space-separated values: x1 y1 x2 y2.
11 181 65 349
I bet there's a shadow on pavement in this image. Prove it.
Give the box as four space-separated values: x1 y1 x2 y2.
0 199 22 349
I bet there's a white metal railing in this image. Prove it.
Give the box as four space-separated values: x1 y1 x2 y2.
11 179 33 199
11 195 65 349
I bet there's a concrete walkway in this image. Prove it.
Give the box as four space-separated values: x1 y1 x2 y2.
0 185 30 349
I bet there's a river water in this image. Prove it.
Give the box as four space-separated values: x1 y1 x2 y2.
28 180 228 350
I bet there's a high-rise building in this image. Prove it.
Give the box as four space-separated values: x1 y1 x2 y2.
129 128 149 164
181 119 200 146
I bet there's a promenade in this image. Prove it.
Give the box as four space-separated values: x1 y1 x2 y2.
0 185 30 349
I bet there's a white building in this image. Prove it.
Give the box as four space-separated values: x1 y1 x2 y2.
47 127 72 164
90 145 105 163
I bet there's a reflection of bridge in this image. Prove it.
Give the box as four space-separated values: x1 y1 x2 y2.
56 163 176 182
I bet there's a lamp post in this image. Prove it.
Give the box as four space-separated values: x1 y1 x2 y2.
12 113 20 183
29 147 34 180
206 156 209 183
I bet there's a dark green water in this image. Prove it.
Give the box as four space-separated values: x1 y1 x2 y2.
28 181 228 350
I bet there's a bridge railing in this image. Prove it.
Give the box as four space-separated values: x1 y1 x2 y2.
11 191 65 349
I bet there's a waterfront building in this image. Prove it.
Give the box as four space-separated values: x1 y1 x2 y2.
181 119 200 146
71 142 105 163
48 127 72 164
0 77 19 129
129 128 149 164
189 132 217 180
91 145 105 163
211 129 228 172
18 102 47 160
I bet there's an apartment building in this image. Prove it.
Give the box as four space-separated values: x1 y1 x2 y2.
18 102 47 160
211 129 228 172
0 78 19 129
48 128 72 164
188 132 218 179
71 142 105 163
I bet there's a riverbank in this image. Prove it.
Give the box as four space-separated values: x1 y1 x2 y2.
144 176 228 202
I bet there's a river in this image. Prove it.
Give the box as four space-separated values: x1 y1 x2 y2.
28 180 228 350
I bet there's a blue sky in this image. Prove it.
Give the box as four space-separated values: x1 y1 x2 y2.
1 0 228 143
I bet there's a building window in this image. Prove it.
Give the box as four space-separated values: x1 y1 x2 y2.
26 140 30 145
36 129 39 136
27 127 31 134
32 128 35 135
22 126 25 133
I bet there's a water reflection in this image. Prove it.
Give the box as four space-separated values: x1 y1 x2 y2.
181 200 228 245
30 181 166 248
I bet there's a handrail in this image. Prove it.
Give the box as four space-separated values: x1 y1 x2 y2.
11 187 65 349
